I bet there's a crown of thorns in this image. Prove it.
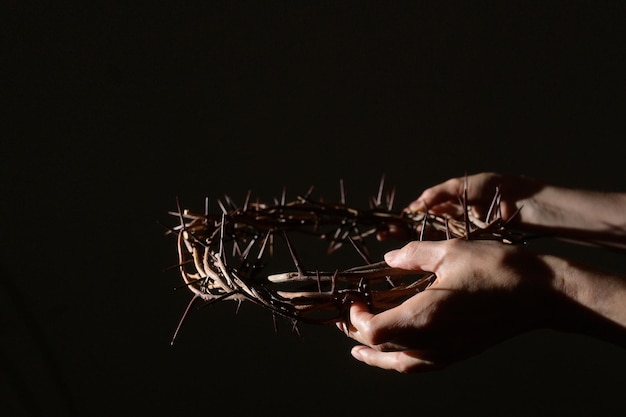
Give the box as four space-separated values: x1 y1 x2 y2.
162 176 524 343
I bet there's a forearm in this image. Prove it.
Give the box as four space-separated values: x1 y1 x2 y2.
545 253 626 341
518 184 626 245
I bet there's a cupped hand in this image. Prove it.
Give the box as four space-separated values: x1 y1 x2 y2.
338 238 561 373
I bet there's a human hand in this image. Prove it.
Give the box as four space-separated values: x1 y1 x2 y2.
401 172 626 249
406 172 545 225
337 239 561 373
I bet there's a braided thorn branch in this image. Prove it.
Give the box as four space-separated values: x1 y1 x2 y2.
163 175 526 342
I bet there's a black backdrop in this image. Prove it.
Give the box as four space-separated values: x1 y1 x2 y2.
3 2 626 416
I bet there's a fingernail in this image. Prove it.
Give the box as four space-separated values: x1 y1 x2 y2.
384 250 399 264
351 346 364 360
408 200 426 212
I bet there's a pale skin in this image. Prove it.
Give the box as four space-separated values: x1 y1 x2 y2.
338 172 626 373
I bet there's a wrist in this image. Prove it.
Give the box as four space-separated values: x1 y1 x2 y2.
544 254 626 339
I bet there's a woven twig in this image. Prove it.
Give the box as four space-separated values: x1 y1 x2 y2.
162 176 525 342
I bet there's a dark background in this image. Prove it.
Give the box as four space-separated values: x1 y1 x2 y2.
3 2 626 416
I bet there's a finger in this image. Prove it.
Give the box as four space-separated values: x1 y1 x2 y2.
348 302 376 338
408 178 464 212
347 300 427 349
384 240 447 275
351 345 439 373
406 198 428 213
346 302 397 346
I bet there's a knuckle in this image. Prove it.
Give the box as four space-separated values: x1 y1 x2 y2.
357 319 386 346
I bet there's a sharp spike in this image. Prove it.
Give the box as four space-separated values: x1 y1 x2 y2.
240 236 258 259
217 198 228 215
419 213 427 241
232 240 242 258
171 294 200 345
316 270 322 293
175 196 186 230
387 186 396 211
218 212 226 258
376 174 386 207
243 189 252 212
163 259 193 272
486 186 501 224
347 235 372 264
272 313 278 335
463 173 470 240
283 231 304 277
257 230 272 261
503 204 523 226
224 194 237 210
156 220 179 236
339 179 346 205
304 184 315 199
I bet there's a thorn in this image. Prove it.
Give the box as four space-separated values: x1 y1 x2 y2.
171 294 200 345
304 185 315 199
218 212 226 258
292 320 302 338
376 174 386 207
163 259 193 273
232 240 242 258
316 270 322 293
257 230 272 261
156 220 179 235
217 198 228 215
243 189 252 212
283 230 304 277
175 196 186 231
272 313 278 335
463 173 470 240
503 204 524 226
339 179 346 205
173 278 204 291
348 235 372 264
387 186 396 211
240 236 258 260
486 185 500 224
